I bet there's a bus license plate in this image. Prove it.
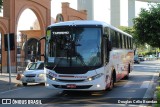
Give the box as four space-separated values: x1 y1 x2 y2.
67 84 76 88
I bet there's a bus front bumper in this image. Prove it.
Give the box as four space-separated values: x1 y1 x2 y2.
45 76 108 91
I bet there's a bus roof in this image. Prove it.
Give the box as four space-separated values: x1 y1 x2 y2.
48 20 132 37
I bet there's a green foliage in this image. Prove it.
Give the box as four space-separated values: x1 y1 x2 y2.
0 0 2 12
118 26 142 47
155 86 160 106
138 51 156 56
133 4 160 48
119 26 134 35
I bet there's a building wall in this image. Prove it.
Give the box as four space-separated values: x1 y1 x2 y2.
0 0 51 73
61 2 87 21
0 17 9 72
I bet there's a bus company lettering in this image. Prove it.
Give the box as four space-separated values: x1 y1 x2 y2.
52 31 69 35
112 53 120 59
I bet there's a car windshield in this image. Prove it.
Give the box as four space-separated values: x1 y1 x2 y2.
27 62 44 70
46 27 102 68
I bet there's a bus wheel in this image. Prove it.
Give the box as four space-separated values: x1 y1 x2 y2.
108 74 114 91
124 64 130 80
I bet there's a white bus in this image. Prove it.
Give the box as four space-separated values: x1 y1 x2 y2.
44 20 134 91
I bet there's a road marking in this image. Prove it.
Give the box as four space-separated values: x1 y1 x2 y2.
124 73 157 89
140 81 150 88
142 73 159 100
0 87 25 94
123 82 132 88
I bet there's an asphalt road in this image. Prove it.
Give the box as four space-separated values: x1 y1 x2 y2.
0 60 160 107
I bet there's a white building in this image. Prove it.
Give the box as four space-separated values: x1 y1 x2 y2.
77 0 94 20
77 0 159 27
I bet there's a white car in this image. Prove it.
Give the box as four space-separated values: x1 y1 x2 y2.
21 61 45 86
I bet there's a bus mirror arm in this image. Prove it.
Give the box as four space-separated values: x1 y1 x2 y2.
36 41 41 60
36 36 46 60
106 58 109 63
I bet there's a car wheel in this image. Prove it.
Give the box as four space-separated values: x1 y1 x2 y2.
40 83 45 86
23 83 27 86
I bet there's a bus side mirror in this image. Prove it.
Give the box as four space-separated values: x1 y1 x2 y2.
108 40 112 51
36 41 41 60
36 36 46 60
105 40 111 63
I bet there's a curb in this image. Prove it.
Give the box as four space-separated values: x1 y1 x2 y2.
152 74 160 107
139 73 159 107
0 73 22 93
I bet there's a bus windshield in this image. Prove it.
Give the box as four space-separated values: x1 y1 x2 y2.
46 27 102 68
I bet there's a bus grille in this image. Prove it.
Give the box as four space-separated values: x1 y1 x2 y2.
56 79 85 82
52 85 92 89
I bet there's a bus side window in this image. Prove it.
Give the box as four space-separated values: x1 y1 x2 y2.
119 34 122 48
115 32 118 48
123 35 126 49
117 33 121 48
128 37 130 49
130 38 133 49
126 36 128 49
121 34 124 49
110 30 117 48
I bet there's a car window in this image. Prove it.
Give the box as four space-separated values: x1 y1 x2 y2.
28 63 37 70
37 63 44 69
26 63 33 70
26 62 44 70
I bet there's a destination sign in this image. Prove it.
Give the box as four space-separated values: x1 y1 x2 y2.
52 31 69 35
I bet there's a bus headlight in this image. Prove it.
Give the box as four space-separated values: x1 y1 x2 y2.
46 74 57 81
52 77 56 81
87 73 104 81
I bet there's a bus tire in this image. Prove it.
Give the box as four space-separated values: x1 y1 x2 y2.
124 64 130 80
108 71 116 91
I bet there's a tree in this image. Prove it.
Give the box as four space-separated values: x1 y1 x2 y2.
133 4 160 48
119 26 141 47
0 0 2 12
119 26 134 36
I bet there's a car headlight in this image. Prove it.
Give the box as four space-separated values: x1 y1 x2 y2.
38 73 45 77
87 73 104 81
21 74 24 77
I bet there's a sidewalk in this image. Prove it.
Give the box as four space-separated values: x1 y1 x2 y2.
0 73 22 93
